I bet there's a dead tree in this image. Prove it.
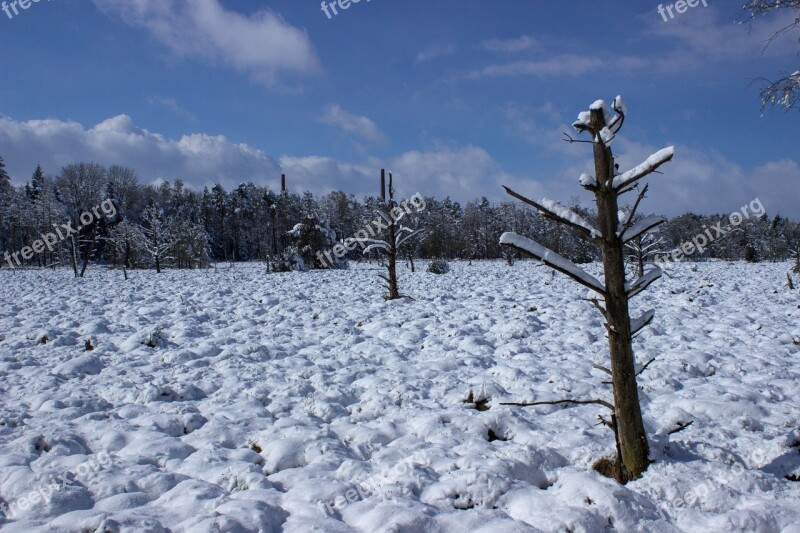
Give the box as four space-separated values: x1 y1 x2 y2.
357 171 425 300
135 205 177 274
624 212 667 277
500 96 674 482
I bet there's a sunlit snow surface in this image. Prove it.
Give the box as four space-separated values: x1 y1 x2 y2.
0 261 798 532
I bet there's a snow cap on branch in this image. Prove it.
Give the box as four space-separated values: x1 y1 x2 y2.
579 173 597 188
500 232 606 295
613 146 675 192
573 96 626 137
538 198 600 239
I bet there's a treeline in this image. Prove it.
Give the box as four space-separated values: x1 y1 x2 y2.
0 157 798 274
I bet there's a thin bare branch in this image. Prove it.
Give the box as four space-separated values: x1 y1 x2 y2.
636 357 656 376
500 398 614 411
668 420 694 435
563 132 594 145
592 364 612 376
587 298 609 324
619 184 649 236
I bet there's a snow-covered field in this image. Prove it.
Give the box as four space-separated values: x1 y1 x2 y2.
0 261 798 532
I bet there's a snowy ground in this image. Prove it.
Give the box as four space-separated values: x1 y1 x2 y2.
0 260 798 532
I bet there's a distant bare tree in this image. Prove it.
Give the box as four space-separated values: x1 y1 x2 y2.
500 96 674 482
135 205 176 274
741 0 800 110
55 163 107 277
357 171 425 300
624 212 668 277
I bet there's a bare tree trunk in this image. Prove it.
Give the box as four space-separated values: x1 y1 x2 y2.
386 176 400 300
80 228 96 278
592 107 649 480
68 235 79 277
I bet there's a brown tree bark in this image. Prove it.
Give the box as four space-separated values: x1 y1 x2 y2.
386 174 400 300
590 107 649 480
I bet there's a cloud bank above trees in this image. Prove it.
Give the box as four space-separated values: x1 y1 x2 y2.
0 113 797 218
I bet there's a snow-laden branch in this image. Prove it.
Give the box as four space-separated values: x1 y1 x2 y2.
613 147 675 192
631 309 655 336
396 229 425 248
607 95 626 136
502 186 600 242
363 243 390 254
620 215 666 243
626 267 663 298
500 232 606 295
579 173 597 191
356 238 391 255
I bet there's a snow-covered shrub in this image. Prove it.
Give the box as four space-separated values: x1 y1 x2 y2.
427 259 450 274
270 246 306 272
744 244 760 263
287 216 345 269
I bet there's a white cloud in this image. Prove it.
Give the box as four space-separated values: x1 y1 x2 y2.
557 137 800 218
92 0 320 84
279 155 376 197
415 42 457 63
387 145 522 201
146 95 198 123
281 146 522 202
481 36 538 53
465 55 603 79
0 114 281 191
2 112 797 218
320 104 386 143
646 7 797 72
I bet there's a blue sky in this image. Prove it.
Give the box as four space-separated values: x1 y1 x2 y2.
0 0 797 216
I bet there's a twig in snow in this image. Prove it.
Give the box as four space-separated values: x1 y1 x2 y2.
668 420 694 435
500 398 614 411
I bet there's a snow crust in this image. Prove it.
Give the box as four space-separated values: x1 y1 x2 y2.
1 262 799 531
